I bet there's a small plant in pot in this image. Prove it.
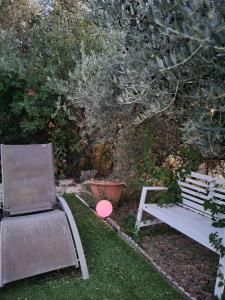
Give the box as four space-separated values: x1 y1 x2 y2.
86 142 125 206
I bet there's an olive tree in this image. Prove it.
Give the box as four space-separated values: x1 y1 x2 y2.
59 0 225 158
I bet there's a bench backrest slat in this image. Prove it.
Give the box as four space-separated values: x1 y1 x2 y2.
190 172 214 181
180 186 208 200
212 191 225 201
178 181 207 193
212 178 225 219
214 187 225 193
178 172 225 218
181 199 211 215
181 192 209 206
215 177 225 185
185 177 208 187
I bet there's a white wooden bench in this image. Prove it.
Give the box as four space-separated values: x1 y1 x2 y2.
135 172 225 299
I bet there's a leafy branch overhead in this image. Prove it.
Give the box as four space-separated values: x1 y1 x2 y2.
57 0 225 158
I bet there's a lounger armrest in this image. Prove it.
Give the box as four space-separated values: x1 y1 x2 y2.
57 195 72 215
57 195 89 280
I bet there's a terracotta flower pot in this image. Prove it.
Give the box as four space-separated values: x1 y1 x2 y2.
89 180 125 206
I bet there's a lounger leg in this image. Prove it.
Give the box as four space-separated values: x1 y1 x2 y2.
215 256 225 299
0 223 2 287
57 196 89 280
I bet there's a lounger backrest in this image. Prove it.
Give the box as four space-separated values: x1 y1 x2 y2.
1 144 56 215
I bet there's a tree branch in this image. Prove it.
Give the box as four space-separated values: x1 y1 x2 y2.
160 45 203 72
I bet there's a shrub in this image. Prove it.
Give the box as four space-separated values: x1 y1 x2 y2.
0 1 106 179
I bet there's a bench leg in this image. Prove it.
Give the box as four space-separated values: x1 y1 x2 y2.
137 218 162 229
135 187 148 231
215 256 225 299
135 188 162 230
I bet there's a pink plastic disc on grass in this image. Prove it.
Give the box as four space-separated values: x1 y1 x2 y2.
96 200 113 218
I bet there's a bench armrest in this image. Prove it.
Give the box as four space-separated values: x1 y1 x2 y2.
142 186 168 192
139 186 168 207
136 186 168 229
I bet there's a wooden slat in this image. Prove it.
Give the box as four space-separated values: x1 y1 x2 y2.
214 177 225 185
144 203 223 253
182 196 225 218
182 192 225 207
185 178 208 187
213 199 225 206
213 187 225 194
212 192 225 201
180 187 208 199
191 172 214 182
181 193 205 205
182 198 210 214
178 181 207 193
178 203 210 216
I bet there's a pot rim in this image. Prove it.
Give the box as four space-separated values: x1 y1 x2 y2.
89 180 125 187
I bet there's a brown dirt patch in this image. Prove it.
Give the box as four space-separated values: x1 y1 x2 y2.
111 199 218 300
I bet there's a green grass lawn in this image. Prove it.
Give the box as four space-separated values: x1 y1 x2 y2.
1 194 185 300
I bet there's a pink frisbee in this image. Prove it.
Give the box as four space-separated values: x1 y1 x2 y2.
96 200 113 218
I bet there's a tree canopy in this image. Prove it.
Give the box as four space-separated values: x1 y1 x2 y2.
0 0 106 178
58 0 225 158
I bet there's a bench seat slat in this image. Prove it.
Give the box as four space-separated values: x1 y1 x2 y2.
143 203 223 253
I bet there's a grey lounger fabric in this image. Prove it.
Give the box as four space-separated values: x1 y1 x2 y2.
1 144 56 215
1 210 78 285
0 144 89 286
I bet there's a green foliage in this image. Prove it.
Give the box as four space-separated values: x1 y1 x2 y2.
204 193 225 260
121 213 139 240
0 66 82 179
75 0 225 158
133 123 201 205
0 1 106 179
209 232 225 258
